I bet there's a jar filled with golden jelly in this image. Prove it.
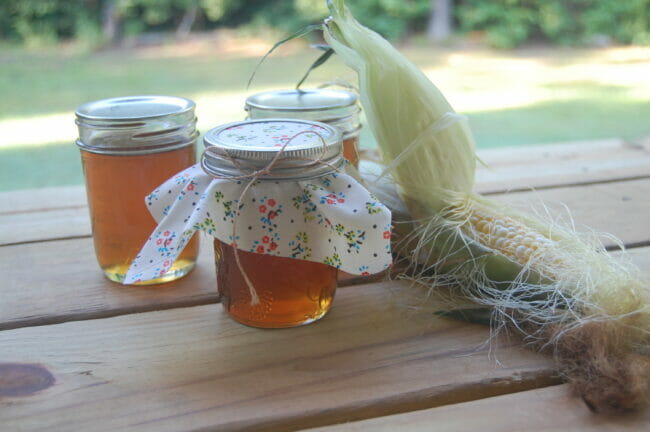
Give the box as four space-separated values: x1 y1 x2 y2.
123 119 392 328
75 96 199 284
245 89 362 167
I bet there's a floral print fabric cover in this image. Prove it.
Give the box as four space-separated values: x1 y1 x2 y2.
124 164 392 284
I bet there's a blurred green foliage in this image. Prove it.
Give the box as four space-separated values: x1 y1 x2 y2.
0 0 102 47
457 0 650 48
0 0 648 47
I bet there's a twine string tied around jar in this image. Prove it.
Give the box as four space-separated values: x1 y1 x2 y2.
201 130 340 305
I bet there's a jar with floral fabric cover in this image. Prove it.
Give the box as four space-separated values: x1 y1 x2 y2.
124 119 392 328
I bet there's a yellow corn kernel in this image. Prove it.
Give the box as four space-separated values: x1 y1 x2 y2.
464 206 553 266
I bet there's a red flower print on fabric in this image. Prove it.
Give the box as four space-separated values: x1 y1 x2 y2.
383 230 391 239
259 205 267 213
269 242 278 251
262 236 270 244
268 198 276 207
256 245 265 254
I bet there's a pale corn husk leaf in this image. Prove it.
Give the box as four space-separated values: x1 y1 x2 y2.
323 4 476 214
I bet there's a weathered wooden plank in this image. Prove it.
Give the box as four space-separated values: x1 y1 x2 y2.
0 236 383 330
497 178 650 249
475 138 650 194
0 185 87 214
0 205 91 245
4 139 650 246
0 236 217 330
304 384 650 431
360 139 650 195
1 179 648 330
3 176 650 248
0 281 558 432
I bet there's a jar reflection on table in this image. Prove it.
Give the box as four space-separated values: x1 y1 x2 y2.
76 96 199 284
214 240 338 328
245 89 362 167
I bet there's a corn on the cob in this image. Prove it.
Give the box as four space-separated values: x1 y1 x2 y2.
324 1 650 413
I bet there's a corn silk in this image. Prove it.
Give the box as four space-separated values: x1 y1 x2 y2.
323 0 650 413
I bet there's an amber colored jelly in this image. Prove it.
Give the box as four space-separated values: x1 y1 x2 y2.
342 136 360 168
214 239 338 328
81 146 198 284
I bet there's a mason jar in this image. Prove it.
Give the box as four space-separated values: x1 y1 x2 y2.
202 119 345 328
75 96 199 284
245 88 362 167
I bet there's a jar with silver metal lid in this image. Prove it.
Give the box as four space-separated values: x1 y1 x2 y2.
244 88 362 167
75 95 199 284
202 119 343 328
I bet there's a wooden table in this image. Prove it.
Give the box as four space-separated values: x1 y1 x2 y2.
2 138 650 431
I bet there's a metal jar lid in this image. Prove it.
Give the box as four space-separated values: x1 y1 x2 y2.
245 89 361 137
202 119 343 181
75 95 198 155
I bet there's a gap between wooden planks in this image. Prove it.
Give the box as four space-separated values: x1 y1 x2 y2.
0 280 559 432
302 384 650 432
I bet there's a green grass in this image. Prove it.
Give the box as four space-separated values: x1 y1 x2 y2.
468 82 650 148
1 40 649 191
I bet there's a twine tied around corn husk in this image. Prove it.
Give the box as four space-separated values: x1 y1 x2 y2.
200 130 340 305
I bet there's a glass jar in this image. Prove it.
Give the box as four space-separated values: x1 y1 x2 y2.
75 96 199 284
214 240 338 328
202 119 344 328
245 89 362 167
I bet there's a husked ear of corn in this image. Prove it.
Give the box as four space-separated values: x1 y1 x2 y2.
324 0 650 413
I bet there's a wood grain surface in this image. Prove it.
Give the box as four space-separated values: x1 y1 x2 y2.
4 140 650 246
0 235 217 330
3 178 649 247
1 281 557 432
0 235 383 330
496 177 650 249
2 164 649 330
475 138 650 194
0 186 90 245
2 202 648 332
304 384 650 431
2 141 649 432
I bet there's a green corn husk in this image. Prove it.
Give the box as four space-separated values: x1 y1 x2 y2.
324 0 650 413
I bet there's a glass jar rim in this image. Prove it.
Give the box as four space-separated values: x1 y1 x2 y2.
75 95 195 121
75 95 198 155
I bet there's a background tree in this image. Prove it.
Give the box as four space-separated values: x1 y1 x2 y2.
427 0 452 42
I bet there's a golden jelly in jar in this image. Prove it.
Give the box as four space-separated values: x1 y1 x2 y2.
75 96 199 284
